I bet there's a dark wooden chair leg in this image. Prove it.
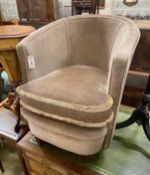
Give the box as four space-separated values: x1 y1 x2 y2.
3 93 22 133
0 67 4 102
0 160 4 173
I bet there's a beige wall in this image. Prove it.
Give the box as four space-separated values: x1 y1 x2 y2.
0 0 19 20
100 0 116 15
56 0 71 18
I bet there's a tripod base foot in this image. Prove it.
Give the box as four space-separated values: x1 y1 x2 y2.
116 109 141 129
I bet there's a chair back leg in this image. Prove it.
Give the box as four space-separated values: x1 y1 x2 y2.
0 160 4 173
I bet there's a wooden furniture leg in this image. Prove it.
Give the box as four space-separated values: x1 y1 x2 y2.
3 93 22 133
0 67 4 102
0 160 4 173
116 73 150 141
0 25 35 135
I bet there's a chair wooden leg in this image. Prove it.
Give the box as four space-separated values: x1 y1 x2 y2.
0 160 4 173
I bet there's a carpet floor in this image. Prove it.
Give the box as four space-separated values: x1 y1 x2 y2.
0 107 150 175
0 146 23 175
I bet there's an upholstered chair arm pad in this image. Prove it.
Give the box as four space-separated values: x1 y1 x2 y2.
17 19 71 83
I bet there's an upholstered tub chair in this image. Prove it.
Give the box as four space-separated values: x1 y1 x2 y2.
16 15 140 155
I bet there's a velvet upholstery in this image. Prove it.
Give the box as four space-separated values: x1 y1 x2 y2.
17 65 113 126
16 15 140 155
22 108 108 155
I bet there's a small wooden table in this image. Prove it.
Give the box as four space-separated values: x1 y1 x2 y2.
0 25 35 88
0 25 35 133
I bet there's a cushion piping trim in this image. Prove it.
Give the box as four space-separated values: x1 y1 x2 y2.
20 101 114 128
17 87 113 113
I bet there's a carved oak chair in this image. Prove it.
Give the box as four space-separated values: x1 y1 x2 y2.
16 15 140 155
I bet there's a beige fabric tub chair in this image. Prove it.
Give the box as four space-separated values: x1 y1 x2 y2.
16 15 140 155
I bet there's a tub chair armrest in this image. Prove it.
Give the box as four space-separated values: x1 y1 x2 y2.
17 19 71 83
105 27 140 147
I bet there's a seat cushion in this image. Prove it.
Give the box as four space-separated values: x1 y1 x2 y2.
22 108 108 155
17 65 113 127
